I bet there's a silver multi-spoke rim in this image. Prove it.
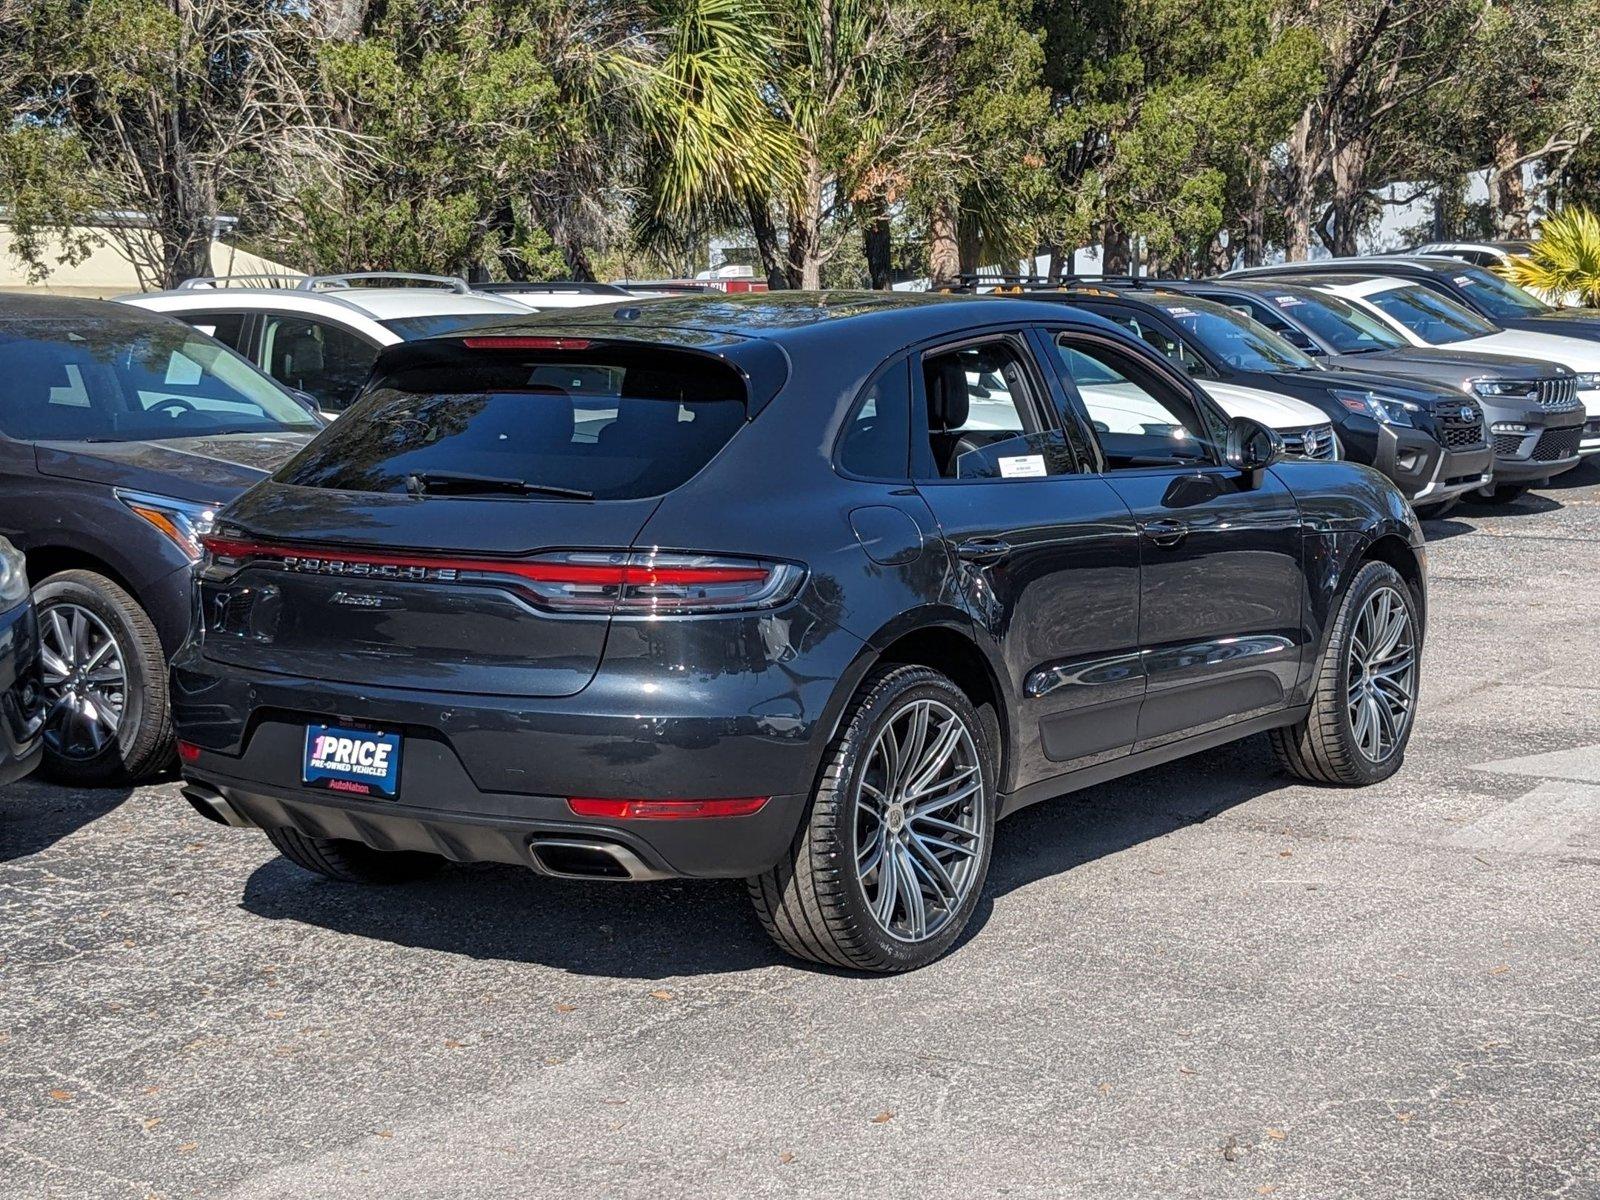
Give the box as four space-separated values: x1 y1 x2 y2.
1346 585 1416 763
39 603 127 760
855 698 984 943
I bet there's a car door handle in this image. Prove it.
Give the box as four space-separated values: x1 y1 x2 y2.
955 537 1013 563
1140 518 1188 548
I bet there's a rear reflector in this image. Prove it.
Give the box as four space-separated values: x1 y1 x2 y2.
176 740 201 763
461 336 593 350
567 797 769 820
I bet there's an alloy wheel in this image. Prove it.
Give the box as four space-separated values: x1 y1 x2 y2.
1346 585 1416 762
854 698 985 943
38 602 127 760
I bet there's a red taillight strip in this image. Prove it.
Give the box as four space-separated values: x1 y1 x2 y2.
199 536 769 586
567 797 769 820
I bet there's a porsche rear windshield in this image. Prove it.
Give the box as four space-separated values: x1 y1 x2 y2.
275 347 748 499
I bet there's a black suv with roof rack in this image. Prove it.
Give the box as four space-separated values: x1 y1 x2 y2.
1160 279 1578 507
963 278 1492 513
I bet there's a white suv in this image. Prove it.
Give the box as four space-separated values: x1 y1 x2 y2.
120 274 534 416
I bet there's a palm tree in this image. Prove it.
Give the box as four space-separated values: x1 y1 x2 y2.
1502 207 1600 307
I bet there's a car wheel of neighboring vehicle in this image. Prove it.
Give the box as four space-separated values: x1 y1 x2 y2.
34 570 172 785
749 665 996 972
265 826 442 884
1272 560 1420 787
1464 483 1529 505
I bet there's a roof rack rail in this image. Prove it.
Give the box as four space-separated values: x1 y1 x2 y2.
300 272 472 294
176 273 311 290
474 280 631 296
953 272 1197 291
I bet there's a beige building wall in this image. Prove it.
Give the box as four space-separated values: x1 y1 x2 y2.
0 225 297 298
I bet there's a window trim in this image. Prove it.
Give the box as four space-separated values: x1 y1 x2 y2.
909 330 1071 486
1045 327 1229 473
832 355 914 483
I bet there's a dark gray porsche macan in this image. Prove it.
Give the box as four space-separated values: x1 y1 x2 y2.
173 292 1428 971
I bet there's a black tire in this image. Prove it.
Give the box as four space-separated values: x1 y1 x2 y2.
34 569 173 785
265 825 442 884
1463 483 1529 505
748 665 997 972
1412 499 1457 520
1271 560 1421 787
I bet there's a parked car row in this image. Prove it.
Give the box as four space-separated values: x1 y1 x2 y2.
963 253 1600 513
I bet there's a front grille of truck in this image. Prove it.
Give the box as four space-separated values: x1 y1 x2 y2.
1536 377 1579 410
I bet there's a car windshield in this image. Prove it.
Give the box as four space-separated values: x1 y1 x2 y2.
277 348 748 499
1364 285 1500 344
1148 294 1320 372
1441 263 1551 318
379 314 521 339
0 317 319 442
1267 290 1409 354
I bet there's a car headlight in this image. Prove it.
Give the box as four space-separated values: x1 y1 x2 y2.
113 489 220 562
1470 379 1538 399
1333 389 1420 427
1575 372 1600 390
0 537 27 609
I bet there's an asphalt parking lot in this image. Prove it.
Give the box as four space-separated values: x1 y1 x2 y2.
4 465 1599 1200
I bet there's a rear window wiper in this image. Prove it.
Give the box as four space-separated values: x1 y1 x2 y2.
405 471 594 499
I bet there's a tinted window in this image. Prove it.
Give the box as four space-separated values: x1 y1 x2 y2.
1055 336 1219 469
1366 285 1498 344
1441 264 1549 318
916 339 1073 480
1145 295 1319 372
1269 290 1406 353
1104 312 1211 375
258 315 380 412
277 348 747 500
838 361 911 479
178 312 248 351
0 319 318 442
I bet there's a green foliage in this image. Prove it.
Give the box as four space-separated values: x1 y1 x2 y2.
1503 207 1600 305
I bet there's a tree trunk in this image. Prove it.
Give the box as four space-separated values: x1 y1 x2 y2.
785 150 825 289
1491 132 1532 238
746 196 787 290
927 199 960 288
1244 160 1268 267
1281 110 1318 262
863 199 892 289
1102 215 1129 275
1323 138 1372 256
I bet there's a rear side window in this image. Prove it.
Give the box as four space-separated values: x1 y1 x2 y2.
277 347 748 500
837 361 911 479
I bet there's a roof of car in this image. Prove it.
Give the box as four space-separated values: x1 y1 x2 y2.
125 273 535 323
1228 255 1468 278
427 289 1124 343
0 291 183 326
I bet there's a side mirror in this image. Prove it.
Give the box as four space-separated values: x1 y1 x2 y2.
289 389 327 424
1224 416 1283 484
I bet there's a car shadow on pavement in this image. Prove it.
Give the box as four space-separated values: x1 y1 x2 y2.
0 776 140 862
238 736 1287 980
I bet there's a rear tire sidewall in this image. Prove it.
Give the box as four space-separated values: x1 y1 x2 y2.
33 571 171 785
831 671 997 971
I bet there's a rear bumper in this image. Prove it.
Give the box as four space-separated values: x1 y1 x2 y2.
169 626 866 878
